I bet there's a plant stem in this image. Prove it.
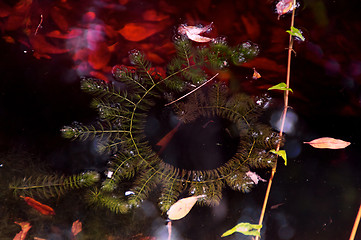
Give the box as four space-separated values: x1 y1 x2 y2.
349 203 361 240
255 1 296 239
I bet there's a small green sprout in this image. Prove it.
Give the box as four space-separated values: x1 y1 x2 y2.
222 222 262 237
286 26 305 41
268 82 293 92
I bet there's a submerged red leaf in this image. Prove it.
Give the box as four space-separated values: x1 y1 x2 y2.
156 122 181 154
30 35 69 59
0 1 12 18
142 9 169 21
46 29 82 39
88 42 112 70
118 23 166 42
21 196 55 215
71 220 82 237
50 6 69 31
13 222 31 240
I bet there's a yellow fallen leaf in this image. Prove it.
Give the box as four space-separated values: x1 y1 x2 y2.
167 195 206 220
303 137 351 149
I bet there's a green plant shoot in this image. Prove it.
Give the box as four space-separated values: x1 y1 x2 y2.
221 222 262 237
286 26 305 41
270 149 287 166
268 82 293 92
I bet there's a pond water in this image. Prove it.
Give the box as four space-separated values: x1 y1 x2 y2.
1 0 361 239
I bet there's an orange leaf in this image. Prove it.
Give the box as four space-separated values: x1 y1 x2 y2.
71 220 82 237
303 137 351 149
21 196 55 215
252 68 261 79
13 222 31 240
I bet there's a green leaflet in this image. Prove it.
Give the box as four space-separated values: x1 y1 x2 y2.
286 26 305 41
221 222 262 237
270 149 288 166
268 82 293 93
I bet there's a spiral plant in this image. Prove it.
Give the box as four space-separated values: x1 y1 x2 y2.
10 36 280 214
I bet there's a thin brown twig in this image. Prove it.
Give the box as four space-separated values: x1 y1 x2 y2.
164 73 219 106
34 14 43 36
349 203 361 240
255 1 296 239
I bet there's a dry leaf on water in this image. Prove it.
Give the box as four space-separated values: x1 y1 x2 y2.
276 0 298 19
246 171 266 185
304 137 351 149
178 23 214 43
167 195 206 220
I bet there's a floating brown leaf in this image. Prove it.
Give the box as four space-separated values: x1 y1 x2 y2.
177 23 214 43
303 137 351 149
276 0 297 19
167 195 206 220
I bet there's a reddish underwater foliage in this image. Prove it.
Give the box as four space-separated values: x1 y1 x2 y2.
13 221 31 240
20 196 55 215
0 0 279 83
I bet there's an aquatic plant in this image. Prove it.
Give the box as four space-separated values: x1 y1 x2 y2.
10 36 279 215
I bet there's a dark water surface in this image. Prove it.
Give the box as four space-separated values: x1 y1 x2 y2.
1 0 361 239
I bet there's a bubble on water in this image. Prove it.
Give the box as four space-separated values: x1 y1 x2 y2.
270 109 298 135
125 190 134 196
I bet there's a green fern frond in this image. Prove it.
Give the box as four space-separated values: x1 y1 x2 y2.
224 169 254 193
230 41 260 65
128 169 161 208
61 121 129 144
86 188 129 214
158 176 183 212
81 78 136 106
91 99 130 121
128 50 156 86
9 171 99 199
101 153 139 192
173 36 193 67
199 180 224 206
